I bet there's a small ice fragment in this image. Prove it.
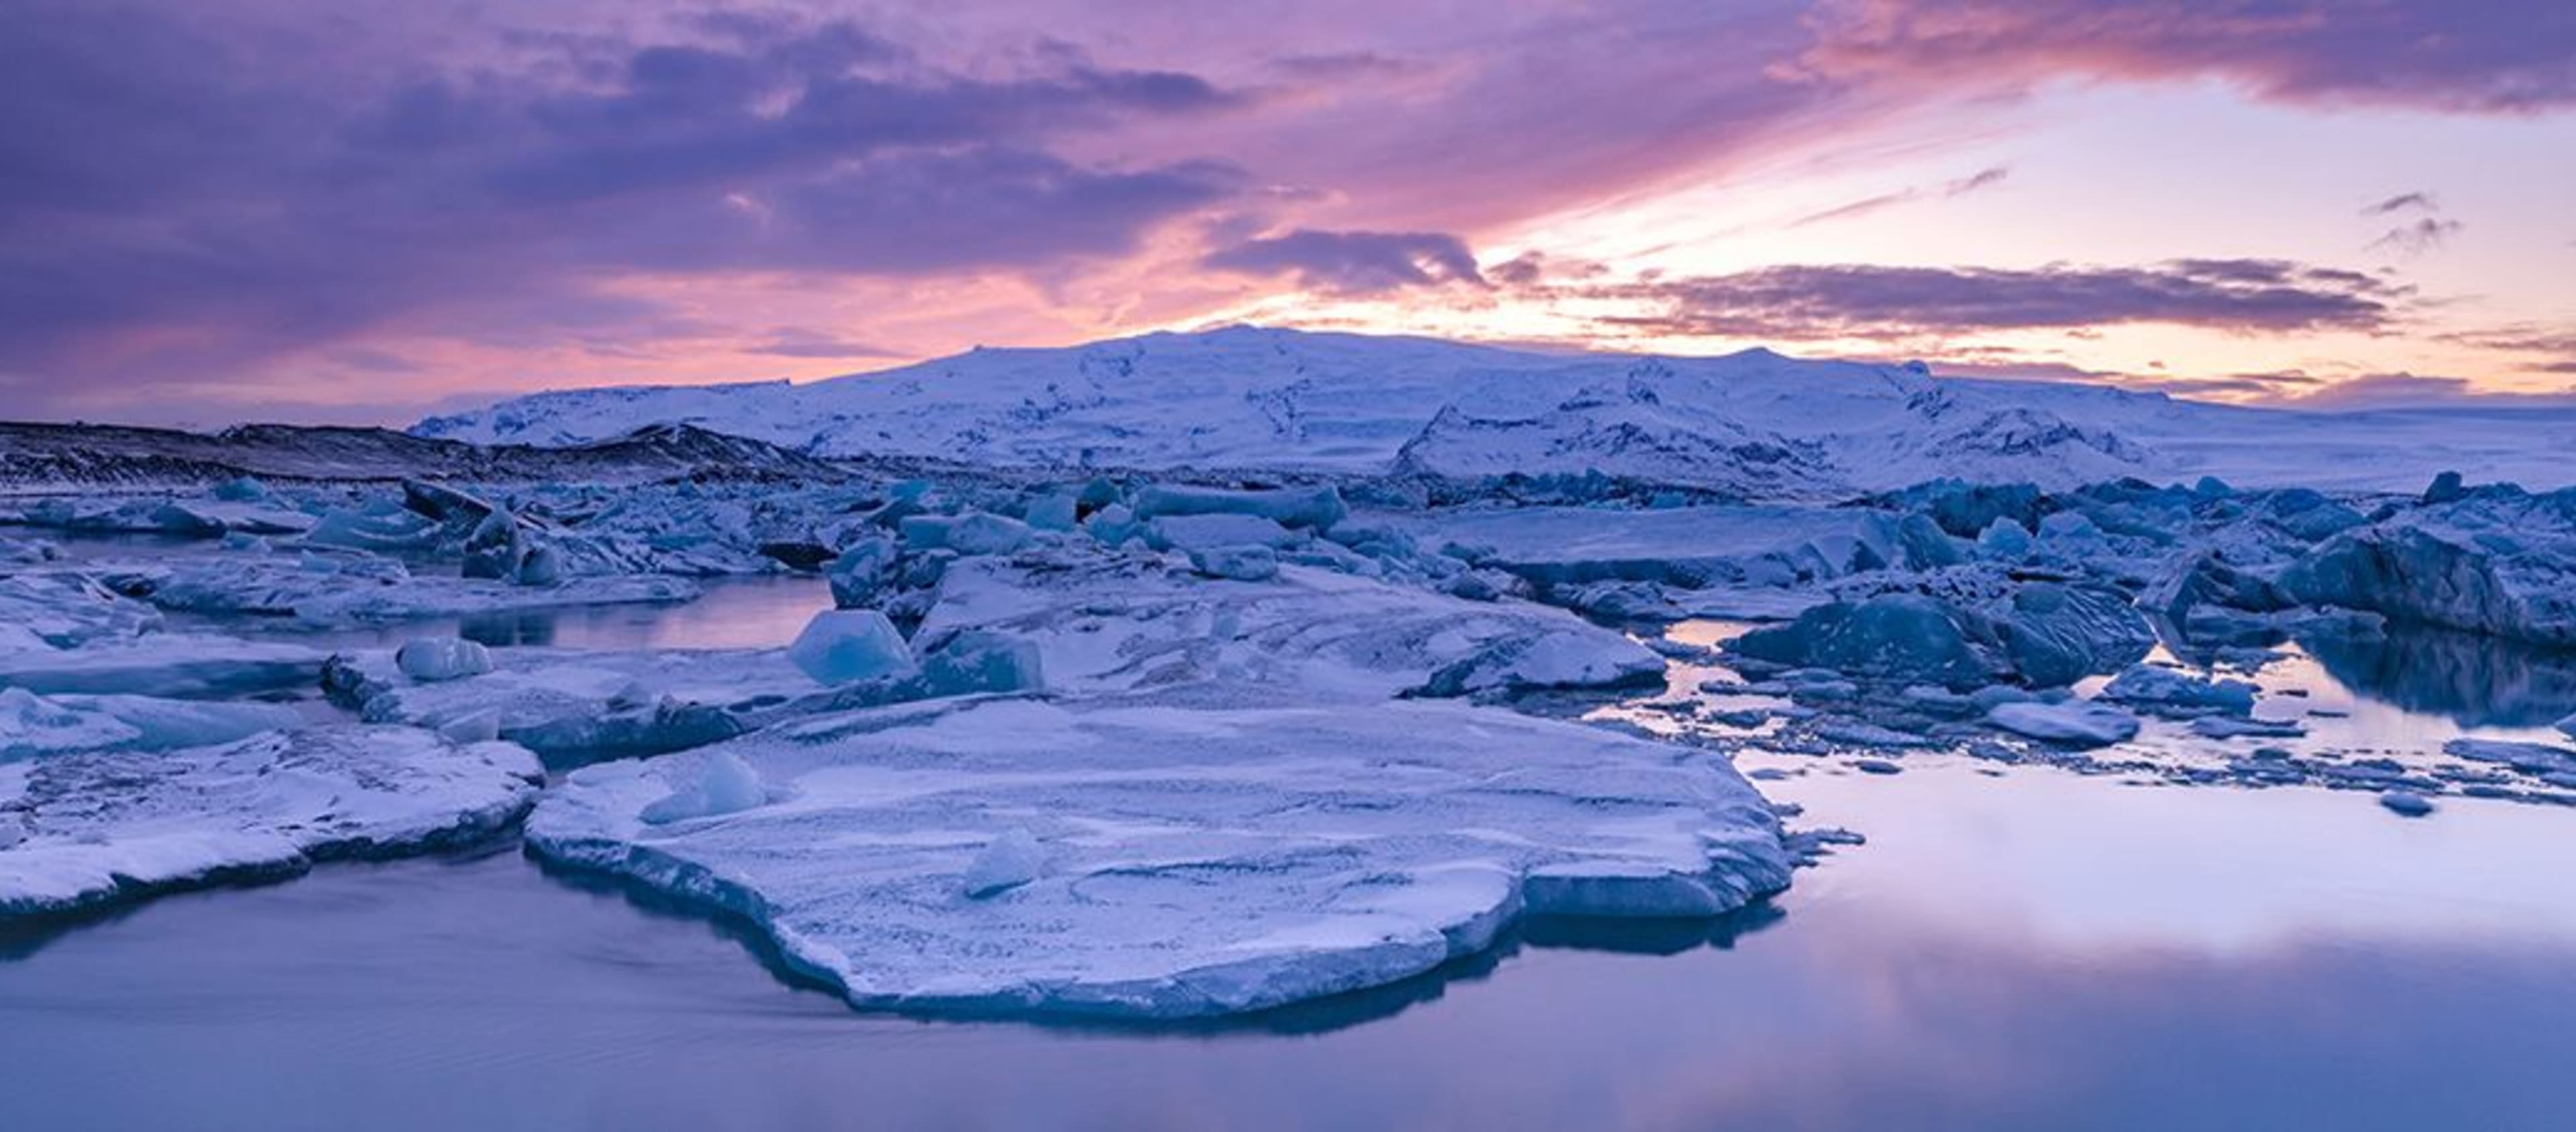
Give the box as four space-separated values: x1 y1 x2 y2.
640 752 769 825
1187 545 1279 582
396 637 493 682
788 609 914 684
1986 701 2140 748
2378 790 2436 818
439 709 503 745
961 829 1046 898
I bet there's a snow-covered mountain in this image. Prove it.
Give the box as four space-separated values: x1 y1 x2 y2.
417 326 2576 497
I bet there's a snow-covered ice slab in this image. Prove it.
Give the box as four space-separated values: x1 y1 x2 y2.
1393 505 1911 589
918 548 1662 701
0 727 541 919
93 557 699 623
0 633 328 698
527 695 1791 1020
1 688 303 760
326 646 828 760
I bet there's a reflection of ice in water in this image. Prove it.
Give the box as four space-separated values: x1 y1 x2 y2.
196 574 833 652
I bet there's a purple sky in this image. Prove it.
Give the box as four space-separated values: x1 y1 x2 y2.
5 0 2573 425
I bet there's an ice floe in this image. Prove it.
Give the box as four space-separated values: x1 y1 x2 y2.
0 727 540 919
527 695 1790 1019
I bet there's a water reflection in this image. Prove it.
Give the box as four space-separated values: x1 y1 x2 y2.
2294 625 2576 730
1 764 2571 1131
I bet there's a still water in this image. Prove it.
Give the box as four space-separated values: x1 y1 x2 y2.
4 591 2574 1130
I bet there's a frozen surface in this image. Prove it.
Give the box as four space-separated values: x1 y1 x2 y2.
527 695 1790 1019
0 727 540 918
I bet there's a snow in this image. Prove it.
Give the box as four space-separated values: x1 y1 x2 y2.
787 610 915 684
526 695 1790 1019
417 327 2576 498
0 727 541 919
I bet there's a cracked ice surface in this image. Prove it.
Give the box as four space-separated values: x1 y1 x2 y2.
0 726 541 918
528 695 1789 1019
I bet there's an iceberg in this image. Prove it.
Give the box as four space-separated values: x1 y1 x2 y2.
2281 487 2576 648
1 727 541 919
526 695 1790 1019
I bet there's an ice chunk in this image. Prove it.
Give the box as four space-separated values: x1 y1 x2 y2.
1149 513 1297 552
1976 517 2035 560
2559 712 2576 740
0 573 162 649
437 709 503 745
1130 484 1348 530
1023 493 1079 532
28 692 300 754
1986 700 2140 748
211 476 269 502
1416 627 1664 698
1993 582 2154 688
918 543 1666 702
0 688 142 760
2098 664 2259 716
1 727 541 919
396 637 493 682
1187 544 1279 581
2441 738 2576 776
825 537 902 609
947 513 1034 556
527 697 1790 1019
960 829 1045 898
1731 595 2005 689
639 752 768 825
913 631 1046 697
900 512 1030 556
788 610 915 684
2281 489 2576 647
514 544 564 586
323 648 815 762
2378 790 2436 818
0 633 327 699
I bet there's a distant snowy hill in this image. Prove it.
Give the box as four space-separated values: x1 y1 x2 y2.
415 326 2576 497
